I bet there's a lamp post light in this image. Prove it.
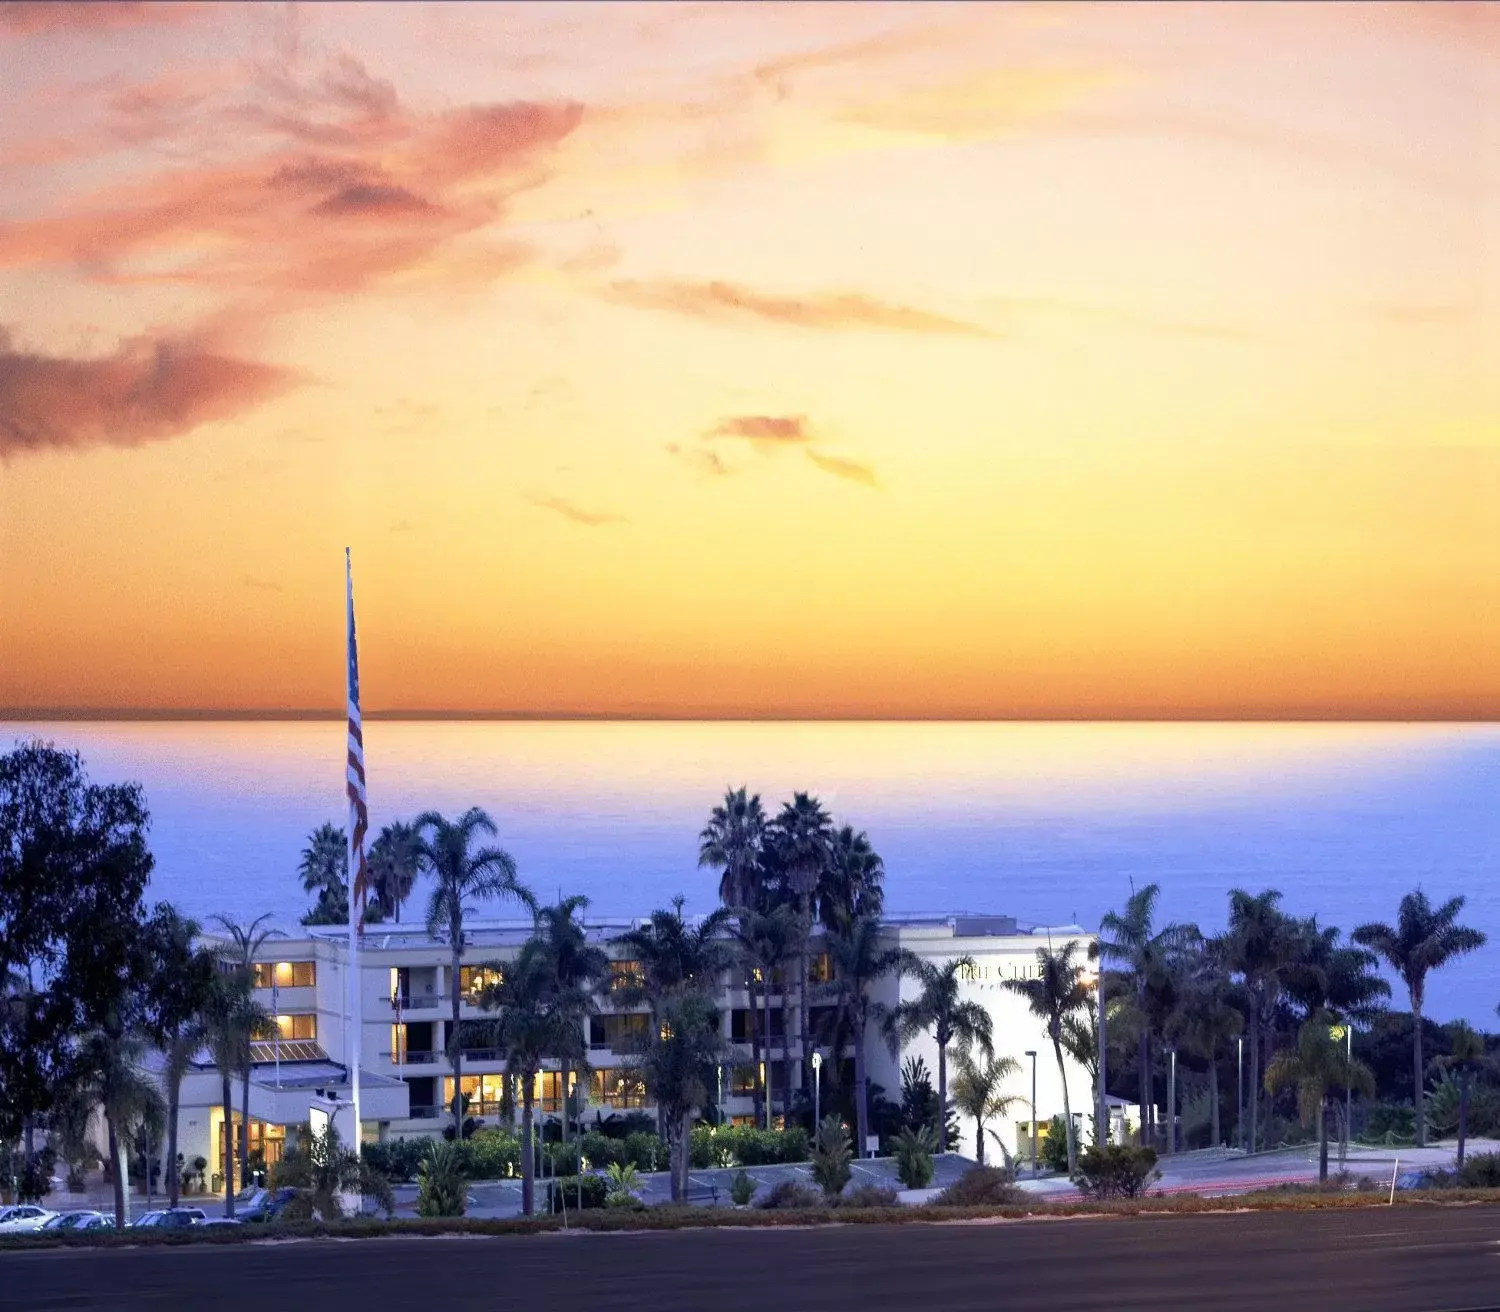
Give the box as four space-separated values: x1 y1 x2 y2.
1095 951 1107 1148
811 1051 822 1127
1025 1050 1038 1175
1346 1024 1353 1160
1236 1035 1244 1153
1167 1047 1177 1155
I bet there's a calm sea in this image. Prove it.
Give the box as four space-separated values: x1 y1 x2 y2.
3 720 1496 1025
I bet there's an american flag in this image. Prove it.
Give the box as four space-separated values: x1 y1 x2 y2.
346 547 370 933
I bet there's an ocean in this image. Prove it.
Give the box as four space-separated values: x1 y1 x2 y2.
3 720 1496 1024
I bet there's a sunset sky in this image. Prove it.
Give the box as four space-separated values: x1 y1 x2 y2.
1 1 1495 718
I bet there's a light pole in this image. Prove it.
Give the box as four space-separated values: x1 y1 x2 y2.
1095 950 1107 1148
1236 1036 1244 1153
1025 1050 1038 1175
1167 1047 1177 1155
1345 1024 1353 1160
811 1051 822 1127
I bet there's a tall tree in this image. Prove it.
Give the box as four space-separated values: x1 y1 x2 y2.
298 822 348 923
1004 940 1091 1175
368 820 423 923
732 903 800 1126
615 897 736 1007
69 1026 167 1228
889 956 994 1150
416 807 533 1139
1432 1020 1492 1167
1098 884 1195 1149
478 941 587 1217
822 914 905 1154
1165 951 1243 1151
1222 888 1297 1154
1353 891 1486 1149
950 1050 1024 1167
530 894 608 1149
768 793 834 1100
820 825 885 932
212 913 281 1189
1264 1013 1376 1182
140 906 219 1208
201 965 271 1217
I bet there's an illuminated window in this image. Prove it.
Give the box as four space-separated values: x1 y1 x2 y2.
253 961 315 989
729 1064 759 1094
589 1069 647 1109
459 965 504 999
808 954 833 985
274 1013 316 1041
608 961 644 993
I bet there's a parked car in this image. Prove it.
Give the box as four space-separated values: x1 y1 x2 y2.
74 1215 114 1232
198 1217 242 1228
241 1188 298 1223
1394 1169 1449 1191
155 1208 207 1228
0 1205 55 1231
41 1210 106 1231
130 1211 165 1228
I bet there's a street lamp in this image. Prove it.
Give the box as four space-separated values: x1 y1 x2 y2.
811 1051 823 1127
1025 1050 1038 1175
1167 1048 1177 1155
1095 950 1107 1148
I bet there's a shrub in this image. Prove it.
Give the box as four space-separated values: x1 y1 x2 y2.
779 1126 810 1164
416 1141 467 1218
465 1129 520 1180
1073 1144 1160 1200
756 1180 823 1211
622 1132 667 1173
1363 1103 1415 1144
840 1182 899 1209
893 1126 936 1189
604 1162 641 1206
1040 1115 1070 1174
729 1169 757 1207
546 1174 610 1213
579 1131 624 1170
362 1137 430 1184
687 1125 809 1169
595 1112 655 1140
931 1165 1025 1208
810 1116 853 1199
544 1141 581 1177
1458 1152 1500 1188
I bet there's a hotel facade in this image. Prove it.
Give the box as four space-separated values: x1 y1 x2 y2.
172 914 1096 1192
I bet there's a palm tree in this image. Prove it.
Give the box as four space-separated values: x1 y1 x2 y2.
478 941 586 1216
1222 888 1297 1154
274 1120 394 1219
616 897 736 1007
889 955 994 1150
1165 962 1243 1150
820 825 885 932
1264 1013 1376 1182
201 966 272 1217
1283 917 1391 1023
698 786 767 912
822 914 906 1154
768 793 834 1096
950 1050 1024 1166
732 903 800 1126
141 907 219 1208
213 913 281 1186
368 820 422 923
1098 883 1196 1149
415 807 534 1139
530 894 608 1147
298 822 347 917
69 1027 167 1228
1432 1020 1491 1166
1353 890 1487 1149
1004 941 1091 1175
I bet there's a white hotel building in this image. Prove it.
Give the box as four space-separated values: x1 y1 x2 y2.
173 914 1096 1192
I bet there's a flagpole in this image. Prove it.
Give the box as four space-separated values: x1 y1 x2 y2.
346 548 363 1142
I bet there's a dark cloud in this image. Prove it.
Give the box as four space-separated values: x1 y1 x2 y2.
0 328 300 458
604 278 992 336
706 414 811 444
806 449 879 487
525 492 627 527
311 183 442 219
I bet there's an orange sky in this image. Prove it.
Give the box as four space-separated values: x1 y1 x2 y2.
0 1 1496 718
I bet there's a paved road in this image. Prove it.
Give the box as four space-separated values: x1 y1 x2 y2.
7 1206 1499 1311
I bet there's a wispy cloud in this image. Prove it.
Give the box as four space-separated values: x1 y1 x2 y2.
604 278 991 336
0 1 209 37
705 414 811 445
526 492 627 527
665 442 730 477
806 449 879 487
0 327 299 458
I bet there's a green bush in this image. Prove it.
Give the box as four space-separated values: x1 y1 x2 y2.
543 1141 581 1177
1458 1152 1500 1188
840 1182 899 1208
1073 1144 1160 1199
729 1169 757 1206
1363 1103 1415 1144
1040 1115 1070 1174
893 1126 936 1189
578 1131 625 1170
756 1180 823 1211
623 1132 667 1173
416 1141 467 1218
810 1116 853 1199
362 1137 430 1184
931 1165 1025 1208
465 1129 519 1180
546 1174 610 1213
688 1125 809 1169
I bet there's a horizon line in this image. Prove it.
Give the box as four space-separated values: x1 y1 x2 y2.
2 708 1498 725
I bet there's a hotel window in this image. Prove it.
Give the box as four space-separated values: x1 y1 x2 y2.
808 953 834 985
253 961 315 989
274 1013 317 1042
459 965 504 999
608 960 644 994
590 1069 647 1109
589 1013 647 1050
729 1064 759 1095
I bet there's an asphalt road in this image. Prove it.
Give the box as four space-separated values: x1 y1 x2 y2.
6 1207 1499 1312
